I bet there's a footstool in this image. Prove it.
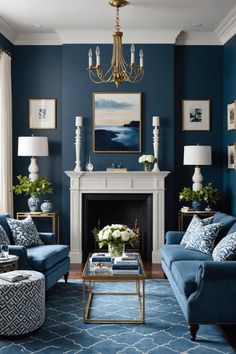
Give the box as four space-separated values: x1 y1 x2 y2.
0 270 45 336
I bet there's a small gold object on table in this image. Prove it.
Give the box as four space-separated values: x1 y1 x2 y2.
0 255 19 273
82 253 146 324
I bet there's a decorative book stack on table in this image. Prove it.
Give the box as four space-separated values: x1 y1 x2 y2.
112 254 140 274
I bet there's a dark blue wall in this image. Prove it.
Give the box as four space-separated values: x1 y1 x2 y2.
223 35 236 215
174 46 223 212
0 33 14 53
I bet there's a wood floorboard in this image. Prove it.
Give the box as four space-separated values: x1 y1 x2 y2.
68 262 236 350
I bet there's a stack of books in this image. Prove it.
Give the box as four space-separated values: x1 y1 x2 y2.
112 256 140 274
90 253 112 267
0 272 31 283
181 206 194 212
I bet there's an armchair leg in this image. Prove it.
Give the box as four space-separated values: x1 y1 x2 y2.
64 272 69 283
189 324 199 341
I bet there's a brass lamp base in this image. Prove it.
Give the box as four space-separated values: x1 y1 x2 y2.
109 0 129 8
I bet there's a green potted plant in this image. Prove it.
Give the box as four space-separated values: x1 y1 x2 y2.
201 183 220 210
179 183 220 211
12 175 53 212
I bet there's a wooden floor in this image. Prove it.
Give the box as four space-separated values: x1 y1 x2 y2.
69 262 236 350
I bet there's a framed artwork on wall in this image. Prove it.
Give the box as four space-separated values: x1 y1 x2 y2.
182 100 210 131
93 92 141 153
227 143 236 169
227 101 236 131
29 99 56 129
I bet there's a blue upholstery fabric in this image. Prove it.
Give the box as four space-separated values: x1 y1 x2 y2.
0 212 14 243
212 212 236 243
171 261 202 297
165 231 185 245
0 225 10 245
27 244 69 271
160 244 211 269
227 222 236 235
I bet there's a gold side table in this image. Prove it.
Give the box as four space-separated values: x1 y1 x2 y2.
178 210 216 231
16 212 59 243
0 255 19 273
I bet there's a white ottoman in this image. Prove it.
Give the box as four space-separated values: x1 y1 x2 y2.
0 270 45 336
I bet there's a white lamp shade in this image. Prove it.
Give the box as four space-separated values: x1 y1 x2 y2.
18 136 48 156
183 145 212 166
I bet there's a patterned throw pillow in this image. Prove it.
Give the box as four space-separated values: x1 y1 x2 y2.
180 215 214 245
185 222 223 255
212 232 236 261
0 225 10 245
6 216 44 248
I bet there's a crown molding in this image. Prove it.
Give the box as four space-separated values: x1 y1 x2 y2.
14 33 62 45
175 31 222 45
215 6 236 44
0 17 16 44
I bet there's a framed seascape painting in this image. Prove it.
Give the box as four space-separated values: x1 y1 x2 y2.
227 101 236 131
29 99 56 129
93 92 141 153
228 144 236 169
182 100 210 131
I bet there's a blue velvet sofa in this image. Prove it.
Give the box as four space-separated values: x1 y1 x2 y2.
0 212 70 290
160 212 236 340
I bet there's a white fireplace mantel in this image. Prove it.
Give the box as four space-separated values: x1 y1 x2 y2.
65 171 170 263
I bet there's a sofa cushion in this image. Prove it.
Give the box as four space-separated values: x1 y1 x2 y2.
227 222 236 235
171 261 203 297
181 215 213 245
7 216 44 248
0 225 10 245
212 232 236 261
27 244 69 271
212 212 236 243
185 222 223 255
160 244 211 269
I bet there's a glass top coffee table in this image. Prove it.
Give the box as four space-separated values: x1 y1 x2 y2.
82 253 146 324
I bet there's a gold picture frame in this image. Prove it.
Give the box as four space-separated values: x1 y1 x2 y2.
227 143 236 169
93 92 141 153
182 99 210 131
29 99 56 129
227 101 236 131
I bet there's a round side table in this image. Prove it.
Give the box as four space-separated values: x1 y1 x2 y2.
0 255 19 273
0 270 45 336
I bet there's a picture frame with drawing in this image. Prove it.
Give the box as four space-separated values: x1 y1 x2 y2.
227 144 236 169
93 92 141 153
29 99 56 129
182 100 210 131
227 101 236 131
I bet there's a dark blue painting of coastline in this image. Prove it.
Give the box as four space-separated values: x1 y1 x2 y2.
95 121 140 152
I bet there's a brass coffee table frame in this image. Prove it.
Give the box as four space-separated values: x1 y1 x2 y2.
82 254 146 324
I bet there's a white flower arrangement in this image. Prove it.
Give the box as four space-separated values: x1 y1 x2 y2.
138 154 157 164
96 224 137 249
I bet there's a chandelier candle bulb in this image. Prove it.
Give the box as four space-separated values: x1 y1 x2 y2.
88 48 93 68
130 44 135 65
95 46 100 66
75 116 82 126
152 116 160 127
139 49 144 68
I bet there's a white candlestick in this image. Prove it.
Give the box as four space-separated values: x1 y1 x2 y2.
152 116 160 127
75 116 82 126
74 125 82 172
152 125 160 172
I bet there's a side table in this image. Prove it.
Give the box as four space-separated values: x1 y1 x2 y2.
178 210 216 231
16 211 59 243
0 255 19 273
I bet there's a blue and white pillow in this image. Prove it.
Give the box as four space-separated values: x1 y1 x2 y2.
181 215 214 245
0 225 10 245
6 216 44 248
184 222 223 255
212 232 236 261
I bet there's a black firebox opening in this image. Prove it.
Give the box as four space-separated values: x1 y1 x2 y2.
82 193 153 262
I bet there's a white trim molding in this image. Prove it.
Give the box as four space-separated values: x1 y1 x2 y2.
65 171 170 264
175 31 222 45
0 17 16 44
215 6 236 45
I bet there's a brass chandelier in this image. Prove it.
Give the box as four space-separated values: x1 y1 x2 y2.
87 0 144 87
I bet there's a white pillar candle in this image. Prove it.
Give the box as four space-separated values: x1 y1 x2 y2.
152 116 160 127
75 116 82 126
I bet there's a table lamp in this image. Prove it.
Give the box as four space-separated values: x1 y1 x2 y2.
18 136 49 181
183 145 212 191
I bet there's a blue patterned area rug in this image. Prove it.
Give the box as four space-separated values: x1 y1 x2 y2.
0 279 234 354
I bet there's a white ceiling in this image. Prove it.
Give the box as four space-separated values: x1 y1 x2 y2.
0 0 236 45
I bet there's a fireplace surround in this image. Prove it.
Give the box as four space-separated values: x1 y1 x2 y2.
65 171 169 263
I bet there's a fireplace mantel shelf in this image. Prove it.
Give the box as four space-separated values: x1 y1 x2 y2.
65 170 170 264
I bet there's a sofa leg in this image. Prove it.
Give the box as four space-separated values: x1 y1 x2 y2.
64 272 69 283
189 324 199 341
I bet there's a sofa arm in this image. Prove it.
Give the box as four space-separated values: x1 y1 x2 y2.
8 245 33 270
197 261 236 281
165 231 185 245
39 232 56 245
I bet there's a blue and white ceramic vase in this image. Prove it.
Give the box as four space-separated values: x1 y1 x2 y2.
28 196 40 212
192 200 201 211
41 200 53 213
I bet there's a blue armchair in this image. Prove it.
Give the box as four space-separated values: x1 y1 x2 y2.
0 212 70 290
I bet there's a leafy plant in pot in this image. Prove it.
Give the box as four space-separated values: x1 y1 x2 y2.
12 175 53 212
179 183 220 211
